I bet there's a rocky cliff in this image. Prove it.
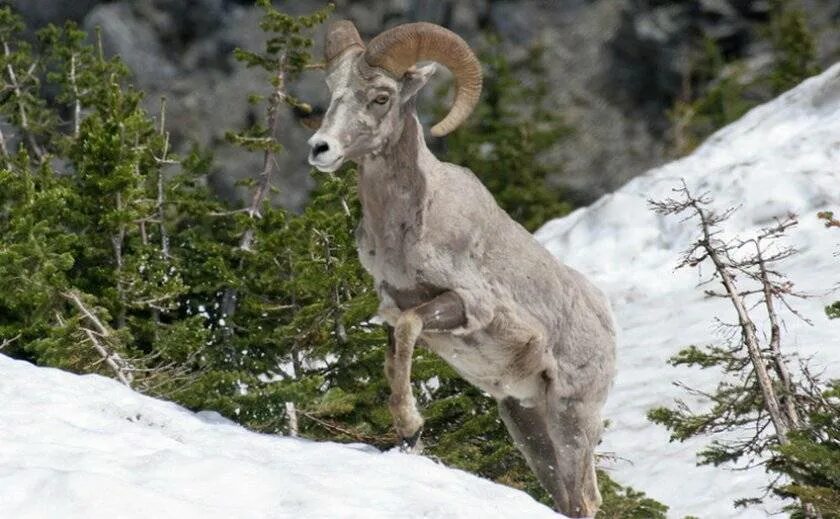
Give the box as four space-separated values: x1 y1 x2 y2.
9 0 840 208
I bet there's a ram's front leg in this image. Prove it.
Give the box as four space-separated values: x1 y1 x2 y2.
385 291 466 450
385 314 424 449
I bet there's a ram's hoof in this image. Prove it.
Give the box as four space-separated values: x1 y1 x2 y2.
399 427 423 453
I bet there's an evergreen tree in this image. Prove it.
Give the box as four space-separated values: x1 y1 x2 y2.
771 381 840 518
818 211 840 319
0 11 230 402
669 37 758 155
648 184 833 517
669 0 820 155
768 0 819 95
767 212 840 516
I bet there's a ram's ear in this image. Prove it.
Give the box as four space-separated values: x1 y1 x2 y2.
400 63 437 104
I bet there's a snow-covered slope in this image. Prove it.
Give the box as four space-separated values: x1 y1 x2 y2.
0 354 560 519
536 63 840 517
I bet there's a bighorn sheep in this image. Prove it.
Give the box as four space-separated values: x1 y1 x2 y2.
307 21 616 517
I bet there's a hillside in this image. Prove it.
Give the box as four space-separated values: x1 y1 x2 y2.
536 63 840 517
0 354 561 519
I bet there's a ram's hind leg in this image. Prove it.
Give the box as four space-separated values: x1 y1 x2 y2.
548 395 602 517
384 291 466 449
499 391 602 517
498 398 568 506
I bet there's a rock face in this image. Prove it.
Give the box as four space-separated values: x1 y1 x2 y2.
606 0 840 133
10 0 840 208
9 0 101 28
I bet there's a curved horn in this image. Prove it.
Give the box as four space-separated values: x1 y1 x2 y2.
364 22 482 137
324 20 364 64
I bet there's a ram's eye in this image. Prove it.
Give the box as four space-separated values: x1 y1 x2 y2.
373 94 390 105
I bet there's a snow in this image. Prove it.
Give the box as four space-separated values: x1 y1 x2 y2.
0 354 561 519
535 63 840 517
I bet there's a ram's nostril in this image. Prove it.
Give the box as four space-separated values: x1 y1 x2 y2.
313 141 330 157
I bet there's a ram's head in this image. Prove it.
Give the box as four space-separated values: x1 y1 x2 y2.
307 21 482 172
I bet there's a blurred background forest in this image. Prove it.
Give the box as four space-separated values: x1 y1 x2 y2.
0 1 838 517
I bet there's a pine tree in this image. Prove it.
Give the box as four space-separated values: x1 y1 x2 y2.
771 381 840 518
0 8 240 408
767 212 840 517
818 211 840 320
768 0 819 95
669 0 820 155
0 8 53 159
648 183 832 517
669 37 757 155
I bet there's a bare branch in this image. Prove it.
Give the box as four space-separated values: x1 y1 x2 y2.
2 40 43 159
221 53 291 319
240 52 288 251
63 291 134 387
756 240 801 429
285 402 299 437
156 97 171 259
0 333 21 350
69 53 81 137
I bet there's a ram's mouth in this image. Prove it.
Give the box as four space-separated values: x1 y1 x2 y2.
309 154 344 173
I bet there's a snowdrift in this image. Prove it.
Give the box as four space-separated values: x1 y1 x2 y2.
0 354 560 518
536 63 840 517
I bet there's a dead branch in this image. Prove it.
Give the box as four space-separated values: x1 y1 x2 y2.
300 410 397 445
285 402 299 437
156 97 171 259
755 240 801 429
239 52 289 252
650 181 827 518
63 291 134 387
69 53 80 137
0 121 8 158
2 40 43 159
221 52 290 320
0 333 21 350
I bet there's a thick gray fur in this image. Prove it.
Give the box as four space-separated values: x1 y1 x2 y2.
308 49 616 518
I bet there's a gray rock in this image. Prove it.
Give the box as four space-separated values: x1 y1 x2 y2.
85 3 178 88
9 0 836 210
136 0 227 50
523 0 669 201
10 0 101 28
